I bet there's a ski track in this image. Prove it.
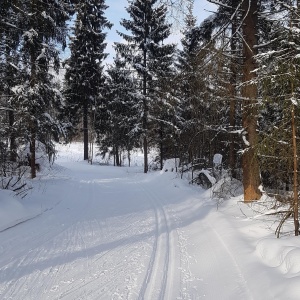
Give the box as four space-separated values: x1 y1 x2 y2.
0 178 93 300
0 160 253 300
0 165 157 300
137 185 171 300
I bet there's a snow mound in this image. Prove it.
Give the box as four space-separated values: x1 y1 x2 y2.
0 190 35 232
212 176 243 199
256 237 300 277
161 158 180 173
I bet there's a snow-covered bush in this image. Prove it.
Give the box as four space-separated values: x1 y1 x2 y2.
161 158 180 173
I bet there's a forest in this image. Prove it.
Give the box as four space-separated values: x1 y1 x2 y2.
1 0 300 236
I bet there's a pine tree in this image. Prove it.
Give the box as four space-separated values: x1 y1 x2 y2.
116 0 175 173
64 0 112 161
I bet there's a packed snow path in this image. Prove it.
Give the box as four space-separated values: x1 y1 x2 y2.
0 152 275 299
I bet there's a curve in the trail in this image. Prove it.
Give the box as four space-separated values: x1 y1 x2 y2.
0 160 254 300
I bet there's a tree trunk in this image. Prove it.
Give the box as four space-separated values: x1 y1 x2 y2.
291 104 299 235
113 146 116 166
5 32 17 163
229 0 238 178
30 131 36 179
291 1 299 235
116 145 120 166
9 110 17 162
127 149 131 167
83 101 88 160
29 16 37 179
241 0 261 201
160 124 163 170
143 47 148 173
143 136 148 173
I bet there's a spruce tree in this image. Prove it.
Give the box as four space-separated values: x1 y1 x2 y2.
0 0 24 163
116 0 175 173
99 54 138 166
176 1 200 163
3 0 73 178
255 1 300 235
64 0 112 161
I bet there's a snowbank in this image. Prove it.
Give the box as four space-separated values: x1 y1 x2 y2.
255 236 300 299
1 143 300 299
256 237 300 277
0 190 36 232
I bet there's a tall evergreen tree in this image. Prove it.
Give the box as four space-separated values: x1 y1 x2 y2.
205 0 261 200
4 0 73 178
116 0 175 173
176 1 202 163
0 0 24 163
174 3 230 169
255 1 300 235
98 54 139 166
64 0 112 160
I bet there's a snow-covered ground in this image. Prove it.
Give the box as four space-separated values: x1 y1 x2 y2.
1 143 300 299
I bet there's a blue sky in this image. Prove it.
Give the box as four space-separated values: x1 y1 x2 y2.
62 1 217 64
104 0 217 65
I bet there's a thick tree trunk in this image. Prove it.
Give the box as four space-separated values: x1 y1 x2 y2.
83 101 88 160
241 0 261 201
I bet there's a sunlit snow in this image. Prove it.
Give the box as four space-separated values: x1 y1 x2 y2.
0 143 300 299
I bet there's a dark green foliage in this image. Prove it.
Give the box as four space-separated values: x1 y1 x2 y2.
96 54 139 165
63 0 112 159
0 0 73 178
115 0 175 171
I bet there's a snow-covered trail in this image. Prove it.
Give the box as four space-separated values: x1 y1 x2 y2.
0 155 261 299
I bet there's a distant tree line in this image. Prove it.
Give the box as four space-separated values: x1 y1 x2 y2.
1 0 300 234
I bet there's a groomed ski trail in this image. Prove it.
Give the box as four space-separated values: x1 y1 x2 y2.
0 157 254 299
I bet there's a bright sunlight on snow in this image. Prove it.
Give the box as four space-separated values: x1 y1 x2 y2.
1 143 300 299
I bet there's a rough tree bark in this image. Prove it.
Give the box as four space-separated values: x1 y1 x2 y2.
241 0 261 201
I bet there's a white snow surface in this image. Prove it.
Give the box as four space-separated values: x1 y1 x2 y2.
1 143 300 299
